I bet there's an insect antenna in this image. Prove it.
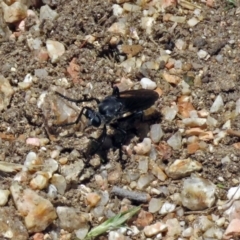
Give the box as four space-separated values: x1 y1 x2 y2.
55 91 100 104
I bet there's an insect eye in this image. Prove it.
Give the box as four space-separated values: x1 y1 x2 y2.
91 115 101 127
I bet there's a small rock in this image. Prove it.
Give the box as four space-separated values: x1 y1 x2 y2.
148 198 163 213
140 78 157 90
51 174 67 195
187 17 200 27
2 1 27 23
10 182 57 233
182 227 193 237
120 57 138 73
165 218 181 238
26 137 40 146
0 6 11 39
47 184 57 199
32 233 44 240
112 4 123 17
39 5 58 21
150 124 164 143
210 95 224 113
167 131 182 150
138 156 149 173
162 72 181 84
223 218 240 239
141 17 155 34
97 191 109 206
34 68 48 78
61 160 84 182
181 175 216 210
163 105 178 121
177 101 195 118
166 158 202 179
159 202 176 215
197 49 209 59
182 117 206 127
193 37 207 48
108 168 122 184
46 39 65 63
43 158 58 174
236 98 240 114
27 38 42 51
174 60 183 69
204 226 223 239
0 75 14 111
123 3 141 12
24 151 43 171
206 115 218 127
137 174 155 189
175 39 187 50
135 210 153 227
149 160 167 181
75 225 89 240
227 186 240 201
85 193 101 208
213 130 227 145
108 22 127 35
108 231 126 240
18 82 32 90
143 222 167 237
30 172 51 190
134 138 152 155
0 189 10 206
34 47 49 62
141 61 159 70
56 206 89 232
0 207 29 240
194 215 214 232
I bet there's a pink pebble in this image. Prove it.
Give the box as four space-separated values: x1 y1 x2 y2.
26 138 40 146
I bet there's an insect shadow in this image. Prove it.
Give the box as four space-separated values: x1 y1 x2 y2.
55 86 159 162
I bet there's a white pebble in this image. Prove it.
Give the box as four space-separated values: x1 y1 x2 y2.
175 39 187 50
163 105 178 121
112 4 123 17
23 73 33 83
167 131 182 150
150 124 164 143
140 78 156 90
187 17 200 27
46 40 65 63
40 5 58 21
236 98 240 114
141 17 155 34
215 54 223 63
174 60 182 69
197 49 208 59
159 202 176 214
0 189 10 206
182 227 193 237
210 95 224 113
134 138 152 155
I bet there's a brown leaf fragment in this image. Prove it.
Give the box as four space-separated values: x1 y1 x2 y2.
118 44 143 57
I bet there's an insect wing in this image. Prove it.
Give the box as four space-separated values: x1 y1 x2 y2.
118 89 159 113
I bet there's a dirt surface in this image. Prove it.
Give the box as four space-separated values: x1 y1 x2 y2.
1 0 240 239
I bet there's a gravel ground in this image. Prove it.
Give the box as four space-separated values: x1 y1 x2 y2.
1 0 240 239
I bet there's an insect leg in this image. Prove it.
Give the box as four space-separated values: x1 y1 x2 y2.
86 124 107 156
111 86 120 97
55 91 100 104
55 106 92 127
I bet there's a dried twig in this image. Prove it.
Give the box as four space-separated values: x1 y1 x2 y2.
111 186 150 203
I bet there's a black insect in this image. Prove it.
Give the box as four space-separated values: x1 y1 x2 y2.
55 86 159 158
